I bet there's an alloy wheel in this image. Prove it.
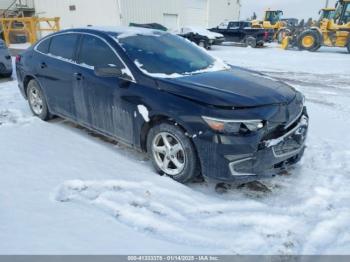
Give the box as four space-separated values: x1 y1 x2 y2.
152 132 186 176
28 85 44 115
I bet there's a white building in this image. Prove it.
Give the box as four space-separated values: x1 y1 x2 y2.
33 0 240 30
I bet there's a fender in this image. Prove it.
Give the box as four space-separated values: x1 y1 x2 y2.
310 26 323 36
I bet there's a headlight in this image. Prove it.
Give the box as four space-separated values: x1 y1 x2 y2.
202 116 264 134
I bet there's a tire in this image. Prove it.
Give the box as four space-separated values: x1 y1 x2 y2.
256 41 264 47
297 30 321 51
2 71 12 78
26 79 52 121
246 37 257 48
147 122 200 184
198 41 206 48
277 28 291 44
347 41 350 54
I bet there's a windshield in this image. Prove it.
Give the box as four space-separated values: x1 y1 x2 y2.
116 32 228 78
266 11 282 23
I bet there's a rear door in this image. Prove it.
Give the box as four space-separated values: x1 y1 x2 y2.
74 34 135 143
35 33 80 118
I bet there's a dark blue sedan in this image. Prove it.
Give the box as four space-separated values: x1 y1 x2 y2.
16 27 308 184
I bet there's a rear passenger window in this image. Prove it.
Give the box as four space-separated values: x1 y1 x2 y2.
36 38 51 54
49 34 78 60
78 35 123 69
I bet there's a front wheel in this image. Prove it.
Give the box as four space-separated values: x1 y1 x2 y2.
147 123 200 184
297 30 321 51
198 40 209 49
27 79 52 121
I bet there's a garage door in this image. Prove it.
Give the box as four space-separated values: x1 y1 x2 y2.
163 13 179 30
185 0 207 26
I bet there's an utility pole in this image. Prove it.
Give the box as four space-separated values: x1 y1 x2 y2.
325 0 329 8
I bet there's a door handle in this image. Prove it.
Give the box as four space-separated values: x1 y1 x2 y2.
74 72 83 81
40 62 47 69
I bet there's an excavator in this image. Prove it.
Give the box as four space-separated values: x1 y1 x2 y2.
251 9 289 42
282 0 350 53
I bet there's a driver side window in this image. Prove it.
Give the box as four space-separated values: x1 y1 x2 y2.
78 35 124 70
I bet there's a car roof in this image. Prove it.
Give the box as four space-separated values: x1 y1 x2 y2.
60 26 167 38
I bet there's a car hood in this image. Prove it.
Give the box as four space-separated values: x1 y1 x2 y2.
157 66 297 108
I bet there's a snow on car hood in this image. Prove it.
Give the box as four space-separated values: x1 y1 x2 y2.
158 66 297 108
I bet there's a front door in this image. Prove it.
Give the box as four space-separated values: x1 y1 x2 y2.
73 34 135 144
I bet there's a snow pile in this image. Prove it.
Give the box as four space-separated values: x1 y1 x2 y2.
0 80 34 126
9 43 32 50
211 43 350 75
54 132 350 254
180 26 224 39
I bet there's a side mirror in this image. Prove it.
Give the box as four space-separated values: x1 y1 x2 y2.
94 65 124 78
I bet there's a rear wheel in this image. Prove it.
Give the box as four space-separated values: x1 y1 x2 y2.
298 30 321 51
27 79 52 121
198 40 206 48
347 41 350 54
147 123 200 184
246 37 257 48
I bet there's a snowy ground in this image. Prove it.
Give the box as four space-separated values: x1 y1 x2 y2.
1 44 350 255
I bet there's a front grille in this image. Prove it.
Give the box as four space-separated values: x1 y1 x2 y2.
263 93 305 141
273 136 303 156
262 106 305 141
271 115 308 157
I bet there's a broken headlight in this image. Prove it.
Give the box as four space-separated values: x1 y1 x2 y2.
202 116 264 134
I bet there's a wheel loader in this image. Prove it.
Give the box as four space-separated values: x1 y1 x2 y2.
251 10 289 42
282 0 350 53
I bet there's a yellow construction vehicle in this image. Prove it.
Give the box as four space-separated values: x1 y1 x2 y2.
282 0 350 53
251 9 288 42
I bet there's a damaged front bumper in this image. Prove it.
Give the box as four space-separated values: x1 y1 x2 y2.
195 112 309 184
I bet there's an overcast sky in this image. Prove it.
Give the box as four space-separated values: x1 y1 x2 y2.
240 0 338 20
